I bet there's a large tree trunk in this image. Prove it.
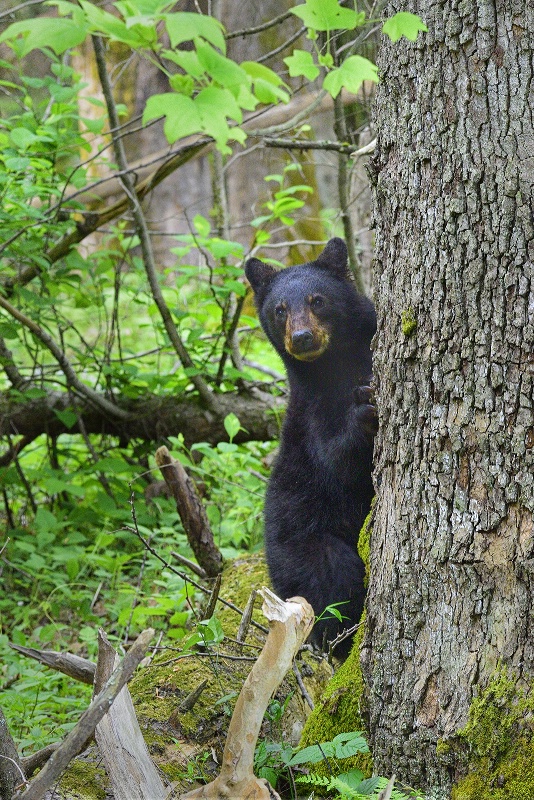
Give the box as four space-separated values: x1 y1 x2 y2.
362 1 533 793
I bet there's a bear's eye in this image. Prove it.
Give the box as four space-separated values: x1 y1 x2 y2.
275 304 286 318
310 295 325 310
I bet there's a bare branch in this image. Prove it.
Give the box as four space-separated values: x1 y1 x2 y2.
171 551 208 579
126 525 268 634
226 8 296 39
92 35 221 414
181 589 314 800
9 643 96 685
0 707 23 800
264 137 356 154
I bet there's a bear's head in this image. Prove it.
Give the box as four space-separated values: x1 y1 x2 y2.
245 238 360 363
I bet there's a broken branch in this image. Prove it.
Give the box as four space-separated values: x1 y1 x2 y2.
180 588 314 800
14 628 155 800
155 446 223 577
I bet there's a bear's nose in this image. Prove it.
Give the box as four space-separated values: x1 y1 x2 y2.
291 330 314 352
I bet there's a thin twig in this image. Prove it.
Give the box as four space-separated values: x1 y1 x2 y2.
236 590 256 643
0 296 131 421
170 551 208 580
91 35 221 413
264 137 356 154
226 7 296 39
327 621 363 665
292 661 314 711
124 524 268 633
204 574 222 621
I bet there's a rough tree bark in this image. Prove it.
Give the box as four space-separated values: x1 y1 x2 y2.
362 0 533 793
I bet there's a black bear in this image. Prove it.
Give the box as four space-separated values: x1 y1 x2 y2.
245 238 376 657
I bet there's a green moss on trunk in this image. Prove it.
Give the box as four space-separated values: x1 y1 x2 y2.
297 510 374 776
451 668 534 799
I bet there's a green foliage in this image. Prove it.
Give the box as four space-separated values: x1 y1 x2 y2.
297 771 423 799
1 0 426 153
382 12 428 43
170 433 271 556
290 0 365 32
252 164 314 237
254 727 422 799
323 56 379 99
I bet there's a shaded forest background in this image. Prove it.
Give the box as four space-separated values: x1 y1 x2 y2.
0 0 388 763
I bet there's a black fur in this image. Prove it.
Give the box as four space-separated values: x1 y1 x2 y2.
245 238 376 657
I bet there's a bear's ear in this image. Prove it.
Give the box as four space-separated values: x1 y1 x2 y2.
245 258 277 294
314 238 349 279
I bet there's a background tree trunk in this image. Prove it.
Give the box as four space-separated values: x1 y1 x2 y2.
362 0 533 792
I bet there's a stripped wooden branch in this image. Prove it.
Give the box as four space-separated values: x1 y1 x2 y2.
204 573 222 620
181 588 314 800
236 590 257 643
0 707 24 800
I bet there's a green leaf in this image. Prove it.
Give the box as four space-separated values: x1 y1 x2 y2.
193 86 247 151
42 477 85 497
79 1 154 46
323 55 378 98
290 0 364 32
35 507 60 534
241 61 290 104
258 767 278 789
0 322 19 339
318 52 334 68
195 85 243 126
193 214 211 237
114 0 167 13
217 442 238 454
352 775 381 793
0 10 87 56
195 38 249 90
284 50 320 81
143 93 202 143
53 408 78 429
288 742 332 766
9 128 39 149
165 11 225 52
169 73 194 95
22 388 47 399
382 12 428 43
224 413 241 442
162 49 205 79
336 769 365 789
331 731 369 758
